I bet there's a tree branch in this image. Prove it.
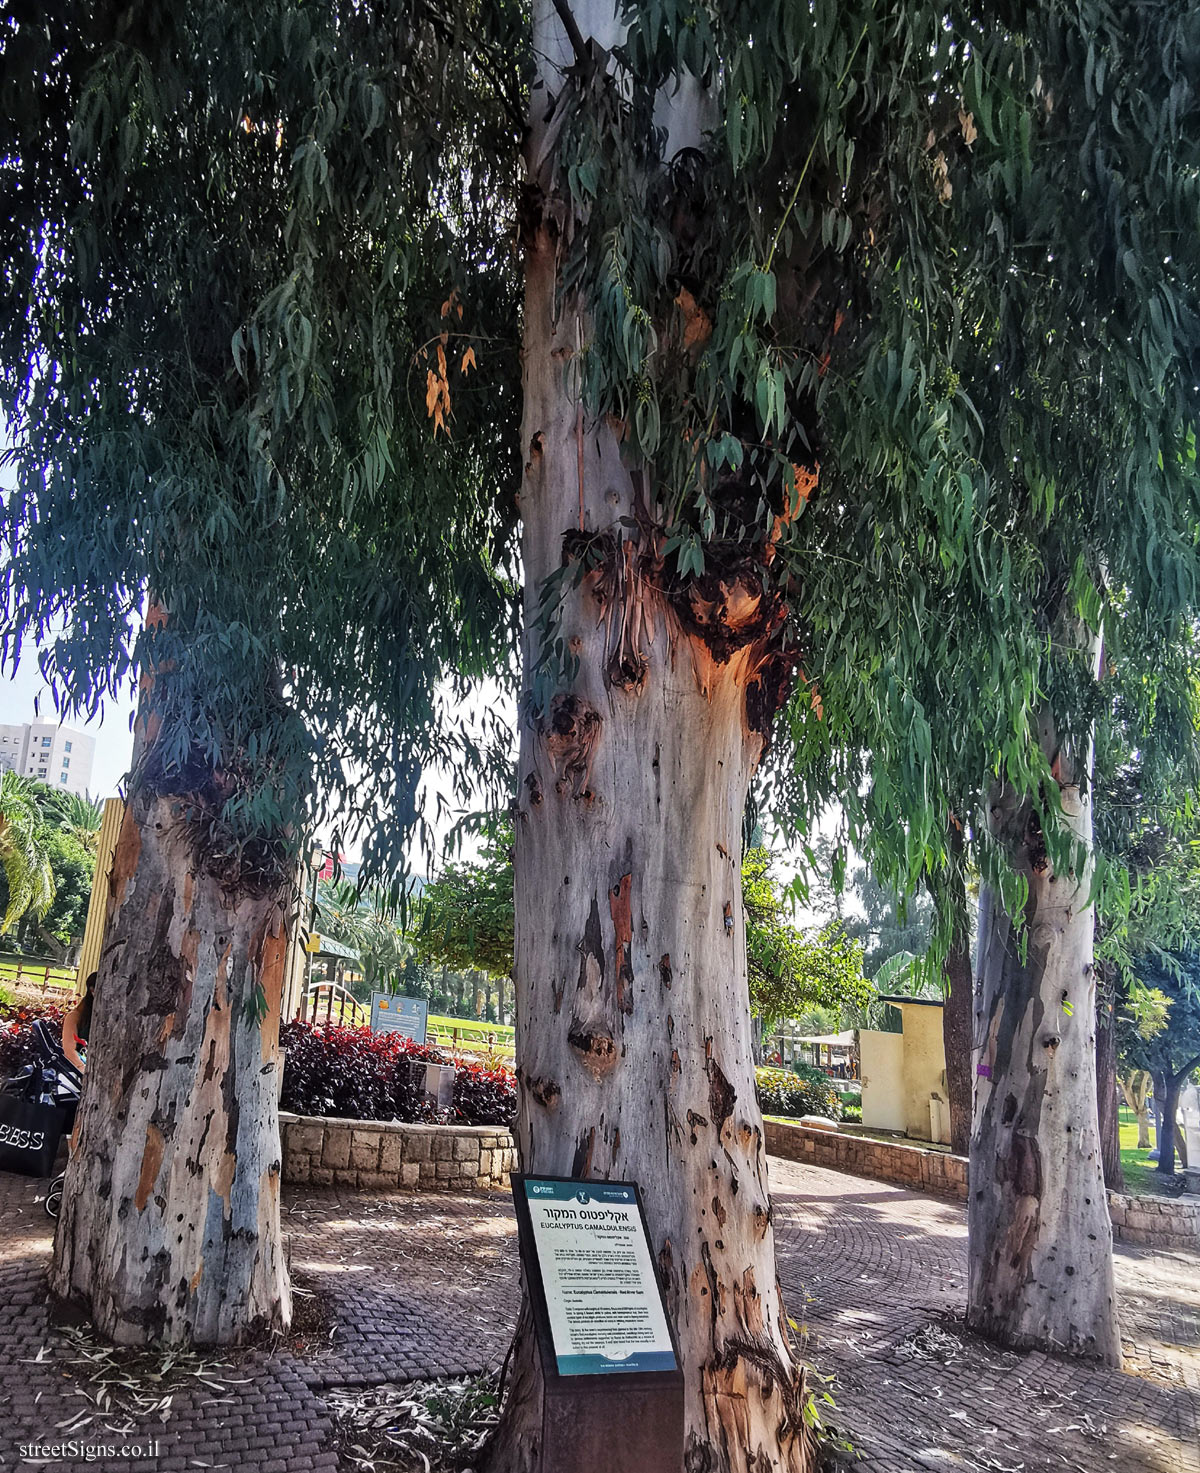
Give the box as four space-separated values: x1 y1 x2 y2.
550 0 592 73
1170 1053 1200 1085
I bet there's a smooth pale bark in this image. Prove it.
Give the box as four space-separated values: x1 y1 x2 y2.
50 787 291 1345
969 655 1119 1365
487 9 810 1466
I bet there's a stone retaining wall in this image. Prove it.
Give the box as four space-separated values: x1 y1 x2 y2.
280 1112 517 1192
765 1117 969 1200
766 1118 1200 1249
1109 1191 1200 1252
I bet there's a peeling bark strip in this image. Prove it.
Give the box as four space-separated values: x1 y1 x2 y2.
488 8 810 1463
609 871 635 1015
968 623 1119 1366
49 792 292 1346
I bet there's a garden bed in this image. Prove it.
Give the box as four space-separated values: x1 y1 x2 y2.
278 1020 516 1127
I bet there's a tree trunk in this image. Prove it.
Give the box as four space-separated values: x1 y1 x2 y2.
940 822 973 1157
1120 1072 1153 1149
968 636 1119 1366
1152 1068 1166 1153
943 932 973 1158
1095 964 1123 1190
1156 1074 1182 1176
487 14 809 1465
49 786 292 1345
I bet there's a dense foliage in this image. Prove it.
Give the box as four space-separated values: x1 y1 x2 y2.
0 776 97 950
0 771 55 932
279 1021 516 1126
0 2 524 884
413 826 516 979
0 999 68 1079
754 1064 843 1123
743 848 872 1032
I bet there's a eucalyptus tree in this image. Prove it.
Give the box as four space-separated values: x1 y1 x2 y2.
492 0 1200 1459
769 7 1200 1367
0 2 520 1343
4 2 1199 1464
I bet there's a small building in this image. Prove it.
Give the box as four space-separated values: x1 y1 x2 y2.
859 995 951 1145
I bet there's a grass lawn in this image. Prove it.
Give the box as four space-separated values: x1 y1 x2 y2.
1118 1104 1182 1198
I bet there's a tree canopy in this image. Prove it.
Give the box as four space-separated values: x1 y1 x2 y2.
4 2 1199 909
742 847 871 1033
0 1 524 882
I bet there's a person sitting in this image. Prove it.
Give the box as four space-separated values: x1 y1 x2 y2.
61 971 96 1072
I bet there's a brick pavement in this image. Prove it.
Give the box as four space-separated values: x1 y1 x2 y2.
0 1158 1196 1472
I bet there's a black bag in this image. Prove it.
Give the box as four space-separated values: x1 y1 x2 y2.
0 1093 64 1178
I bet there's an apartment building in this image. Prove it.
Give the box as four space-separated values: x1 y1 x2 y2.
0 720 96 795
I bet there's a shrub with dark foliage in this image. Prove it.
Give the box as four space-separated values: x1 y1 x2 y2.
755 1063 843 1122
0 1002 67 1079
279 1021 516 1127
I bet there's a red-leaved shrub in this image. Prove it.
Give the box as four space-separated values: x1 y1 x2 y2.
0 1002 67 1078
2 1006 517 1129
279 1021 516 1127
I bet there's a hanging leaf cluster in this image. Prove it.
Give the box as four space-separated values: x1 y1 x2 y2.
0 0 527 886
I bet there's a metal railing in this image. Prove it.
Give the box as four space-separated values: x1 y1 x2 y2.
303 981 369 1028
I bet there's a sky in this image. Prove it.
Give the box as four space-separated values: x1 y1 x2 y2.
1 657 139 800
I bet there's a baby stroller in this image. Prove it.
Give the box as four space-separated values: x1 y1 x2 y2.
1 1018 83 1216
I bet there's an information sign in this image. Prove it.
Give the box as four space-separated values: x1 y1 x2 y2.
369 992 428 1043
515 1176 678 1377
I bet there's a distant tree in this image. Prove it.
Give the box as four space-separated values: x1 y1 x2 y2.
46 790 104 855
743 848 872 1039
839 861 934 981
412 827 516 981
1120 961 1200 1177
315 879 410 993
29 829 94 959
0 770 55 934
0 777 97 959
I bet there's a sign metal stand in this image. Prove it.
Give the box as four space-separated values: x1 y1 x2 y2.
510 1173 684 1473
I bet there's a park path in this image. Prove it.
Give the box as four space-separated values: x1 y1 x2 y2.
0 1157 1196 1472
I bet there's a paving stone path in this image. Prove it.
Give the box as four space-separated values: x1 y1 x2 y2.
0 1157 1196 1472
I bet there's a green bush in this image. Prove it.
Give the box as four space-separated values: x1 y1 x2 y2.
755 1064 842 1122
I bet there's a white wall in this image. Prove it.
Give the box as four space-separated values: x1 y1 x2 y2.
860 1030 907 1132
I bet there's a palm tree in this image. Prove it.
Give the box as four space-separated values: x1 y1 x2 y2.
315 878 409 992
47 790 104 854
0 770 55 933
